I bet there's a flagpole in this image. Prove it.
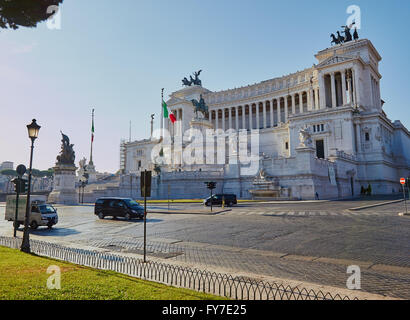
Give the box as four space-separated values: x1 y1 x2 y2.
90 108 94 165
161 88 164 139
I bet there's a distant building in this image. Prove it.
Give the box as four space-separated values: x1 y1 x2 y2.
0 161 13 171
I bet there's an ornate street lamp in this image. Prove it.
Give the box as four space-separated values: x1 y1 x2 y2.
21 119 41 253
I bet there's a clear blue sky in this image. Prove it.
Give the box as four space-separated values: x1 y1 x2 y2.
0 0 409 173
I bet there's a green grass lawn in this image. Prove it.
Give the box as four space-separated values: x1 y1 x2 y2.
0 246 225 300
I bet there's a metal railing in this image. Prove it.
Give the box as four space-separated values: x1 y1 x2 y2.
0 236 357 300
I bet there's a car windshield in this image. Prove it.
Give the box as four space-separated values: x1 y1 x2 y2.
124 199 142 208
39 205 56 214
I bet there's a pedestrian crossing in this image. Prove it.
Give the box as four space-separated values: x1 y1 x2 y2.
218 209 390 217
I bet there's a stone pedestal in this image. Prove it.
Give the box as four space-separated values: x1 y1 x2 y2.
85 162 97 184
48 164 78 205
189 118 214 136
248 169 291 200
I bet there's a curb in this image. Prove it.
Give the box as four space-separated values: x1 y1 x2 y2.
148 209 232 215
349 199 404 211
398 212 410 217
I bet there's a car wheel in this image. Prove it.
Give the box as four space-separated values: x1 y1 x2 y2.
98 212 105 220
125 213 131 221
30 221 38 230
47 223 53 230
13 221 20 229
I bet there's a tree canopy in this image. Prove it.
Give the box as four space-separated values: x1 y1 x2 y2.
1 168 53 177
0 0 63 30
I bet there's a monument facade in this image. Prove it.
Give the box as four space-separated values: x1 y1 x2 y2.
117 37 410 200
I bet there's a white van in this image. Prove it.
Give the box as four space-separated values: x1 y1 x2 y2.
5 195 59 230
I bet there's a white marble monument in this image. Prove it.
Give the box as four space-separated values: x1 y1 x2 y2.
114 37 410 201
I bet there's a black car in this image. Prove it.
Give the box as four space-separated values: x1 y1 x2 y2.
94 198 145 220
204 194 237 207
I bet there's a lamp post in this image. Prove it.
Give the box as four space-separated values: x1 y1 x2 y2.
21 119 40 253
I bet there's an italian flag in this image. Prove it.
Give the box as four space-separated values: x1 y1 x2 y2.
163 100 176 124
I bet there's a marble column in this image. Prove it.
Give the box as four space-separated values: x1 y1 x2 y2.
347 71 353 105
270 101 274 127
256 103 260 129
299 93 303 113
309 89 314 111
263 101 267 128
228 107 232 130
355 123 361 153
249 105 253 130
235 106 239 130
222 108 226 131
242 106 246 130
314 88 319 110
291 94 296 114
353 66 360 107
331 72 337 108
318 72 326 109
341 70 347 106
277 98 281 124
284 97 289 122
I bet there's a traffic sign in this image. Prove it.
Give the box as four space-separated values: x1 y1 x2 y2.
400 178 406 185
16 165 26 177
140 171 152 198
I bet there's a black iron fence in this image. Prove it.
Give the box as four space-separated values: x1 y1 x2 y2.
0 236 357 300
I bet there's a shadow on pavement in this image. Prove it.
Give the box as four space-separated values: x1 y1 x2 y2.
22 228 81 237
98 218 163 224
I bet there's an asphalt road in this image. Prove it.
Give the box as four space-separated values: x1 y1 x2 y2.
0 198 409 298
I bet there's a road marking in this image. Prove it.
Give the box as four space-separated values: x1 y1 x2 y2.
309 212 317 216
298 212 305 216
287 212 295 216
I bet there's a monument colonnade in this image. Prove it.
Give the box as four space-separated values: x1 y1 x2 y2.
163 67 360 135
209 88 319 131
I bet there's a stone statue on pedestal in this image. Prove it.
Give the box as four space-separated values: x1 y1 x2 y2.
48 132 78 205
299 127 313 148
56 132 75 165
182 70 203 87
191 94 209 119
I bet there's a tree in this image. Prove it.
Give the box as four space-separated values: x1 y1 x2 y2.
0 0 63 30
0 169 17 176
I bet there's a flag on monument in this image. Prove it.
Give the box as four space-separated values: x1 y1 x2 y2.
163 100 176 123
91 110 95 142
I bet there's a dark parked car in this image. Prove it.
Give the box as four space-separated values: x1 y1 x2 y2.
94 198 145 220
204 194 237 207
